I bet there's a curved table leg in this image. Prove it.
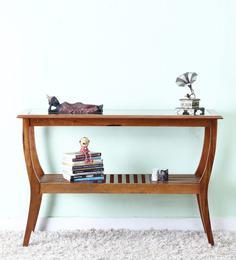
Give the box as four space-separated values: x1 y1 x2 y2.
196 194 206 233
22 119 44 246
198 190 214 245
29 126 44 178
32 194 42 232
23 192 42 246
195 120 217 245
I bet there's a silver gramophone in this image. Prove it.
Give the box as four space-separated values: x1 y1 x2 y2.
176 72 205 115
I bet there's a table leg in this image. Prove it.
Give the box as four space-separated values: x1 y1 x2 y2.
22 119 44 246
23 192 42 246
196 194 206 233
198 191 214 245
195 120 217 246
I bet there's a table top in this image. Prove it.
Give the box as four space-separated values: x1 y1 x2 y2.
17 109 223 119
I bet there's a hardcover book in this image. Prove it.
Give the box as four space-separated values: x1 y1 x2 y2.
64 152 102 160
66 176 105 182
62 160 103 167
62 164 104 172
64 156 102 163
63 173 103 179
62 167 104 174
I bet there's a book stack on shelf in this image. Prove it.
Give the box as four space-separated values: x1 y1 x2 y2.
62 152 104 183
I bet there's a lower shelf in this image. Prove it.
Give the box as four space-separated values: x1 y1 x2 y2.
40 174 201 194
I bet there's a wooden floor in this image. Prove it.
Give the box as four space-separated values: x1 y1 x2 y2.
40 174 201 194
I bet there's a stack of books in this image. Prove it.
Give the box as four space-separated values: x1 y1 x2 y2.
62 152 104 183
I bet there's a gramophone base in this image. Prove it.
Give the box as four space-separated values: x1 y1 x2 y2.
176 107 205 115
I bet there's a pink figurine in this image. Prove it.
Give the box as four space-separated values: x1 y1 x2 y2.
79 137 93 163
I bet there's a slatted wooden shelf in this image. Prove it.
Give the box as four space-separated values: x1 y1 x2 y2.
40 174 201 194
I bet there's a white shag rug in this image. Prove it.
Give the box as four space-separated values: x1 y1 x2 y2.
1 230 236 260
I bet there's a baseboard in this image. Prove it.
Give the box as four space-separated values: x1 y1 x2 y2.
0 217 236 231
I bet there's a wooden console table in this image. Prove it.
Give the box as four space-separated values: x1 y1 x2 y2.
17 110 222 246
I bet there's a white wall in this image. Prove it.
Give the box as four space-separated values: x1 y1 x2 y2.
0 0 235 220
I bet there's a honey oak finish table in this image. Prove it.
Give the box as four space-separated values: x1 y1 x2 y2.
17 110 223 246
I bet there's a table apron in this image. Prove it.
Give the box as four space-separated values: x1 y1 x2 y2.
30 118 212 127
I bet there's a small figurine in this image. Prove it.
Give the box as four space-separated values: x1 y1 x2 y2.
175 72 205 115
79 137 93 163
151 169 169 182
47 96 103 114
157 169 169 182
